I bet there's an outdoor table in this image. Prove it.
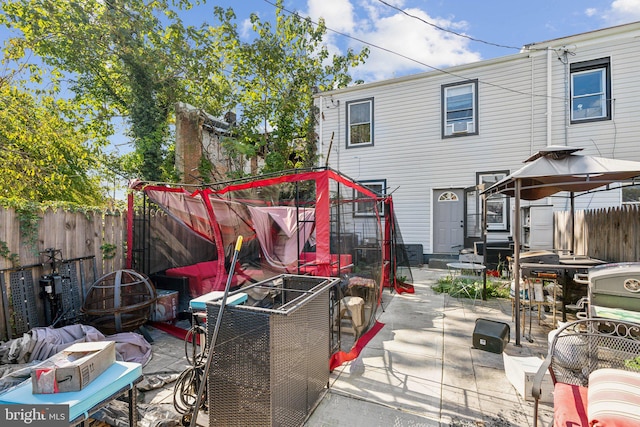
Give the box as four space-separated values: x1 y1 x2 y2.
446 262 486 301
0 361 142 427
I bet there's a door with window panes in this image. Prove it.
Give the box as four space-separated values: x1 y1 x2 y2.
433 189 464 254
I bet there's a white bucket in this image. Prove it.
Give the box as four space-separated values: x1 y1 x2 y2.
534 282 544 302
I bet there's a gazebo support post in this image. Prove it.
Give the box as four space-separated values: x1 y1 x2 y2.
514 180 522 346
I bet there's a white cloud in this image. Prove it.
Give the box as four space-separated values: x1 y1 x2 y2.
362 9 481 78
334 2 482 82
239 18 254 39
600 0 640 25
307 0 355 33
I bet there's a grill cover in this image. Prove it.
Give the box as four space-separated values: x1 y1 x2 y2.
519 250 560 265
589 262 640 312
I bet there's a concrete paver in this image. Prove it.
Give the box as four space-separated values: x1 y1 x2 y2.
137 267 556 426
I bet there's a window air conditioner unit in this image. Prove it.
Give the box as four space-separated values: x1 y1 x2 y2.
450 121 472 134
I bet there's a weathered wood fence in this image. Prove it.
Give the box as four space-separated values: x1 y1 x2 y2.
555 205 640 262
0 206 126 273
0 206 126 340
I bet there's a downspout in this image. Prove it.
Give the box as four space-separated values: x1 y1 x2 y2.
530 54 535 154
546 47 553 147
513 180 522 346
318 96 323 168
337 100 341 171
563 49 569 146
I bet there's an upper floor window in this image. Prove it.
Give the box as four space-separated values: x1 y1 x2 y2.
570 57 611 123
346 98 373 148
442 80 478 138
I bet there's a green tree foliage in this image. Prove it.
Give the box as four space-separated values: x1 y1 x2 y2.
215 3 368 174
1 0 229 182
0 84 106 204
1 0 367 187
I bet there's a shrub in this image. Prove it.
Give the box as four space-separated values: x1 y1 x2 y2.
433 276 510 299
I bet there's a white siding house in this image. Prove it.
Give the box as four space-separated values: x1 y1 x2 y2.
313 21 640 261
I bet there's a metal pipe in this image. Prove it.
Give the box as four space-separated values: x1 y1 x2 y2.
189 235 243 427
514 180 522 346
546 48 553 147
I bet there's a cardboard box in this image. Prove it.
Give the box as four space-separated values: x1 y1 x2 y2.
152 289 179 322
31 341 116 394
503 352 554 403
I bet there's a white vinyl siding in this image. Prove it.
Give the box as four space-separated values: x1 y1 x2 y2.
314 23 640 254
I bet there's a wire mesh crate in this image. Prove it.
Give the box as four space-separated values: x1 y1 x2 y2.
206 274 339 427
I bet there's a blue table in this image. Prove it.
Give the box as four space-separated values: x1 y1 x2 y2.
0 361 142 426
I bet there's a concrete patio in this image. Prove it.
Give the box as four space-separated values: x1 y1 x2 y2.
140 267 557 427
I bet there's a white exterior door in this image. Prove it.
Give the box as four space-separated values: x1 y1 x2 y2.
433 189 464 254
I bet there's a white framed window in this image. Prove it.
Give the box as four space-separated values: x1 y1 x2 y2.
346 98 373 147
442 80 478 137
571 58 611 123
353 179 385 217
623 184 640 205
477 171 509 231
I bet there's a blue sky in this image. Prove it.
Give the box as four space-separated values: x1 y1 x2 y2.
191 0 640 82
3 1 640 85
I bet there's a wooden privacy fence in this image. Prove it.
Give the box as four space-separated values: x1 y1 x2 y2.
555 205 640 262
0 206 126 340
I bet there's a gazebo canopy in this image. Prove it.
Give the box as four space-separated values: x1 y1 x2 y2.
481 145 640 345
483 146 640 200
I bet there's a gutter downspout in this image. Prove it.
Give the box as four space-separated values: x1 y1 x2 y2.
318 96 323 168
530 54 535 154
546 48 553 147
563 49 569 146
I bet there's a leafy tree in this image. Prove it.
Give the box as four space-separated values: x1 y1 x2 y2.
0 84 106 204
215 2 368 175
0 0 230 182
1 0 367 185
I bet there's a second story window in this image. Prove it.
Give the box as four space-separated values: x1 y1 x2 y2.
346 98 373 148
571 57 611 123
442 80 478 138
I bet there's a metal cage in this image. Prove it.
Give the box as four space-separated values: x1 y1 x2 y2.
206 274 338 427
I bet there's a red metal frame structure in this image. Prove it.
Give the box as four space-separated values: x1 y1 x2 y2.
126 168 414 367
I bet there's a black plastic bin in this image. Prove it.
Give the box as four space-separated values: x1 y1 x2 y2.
472 318 510 354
